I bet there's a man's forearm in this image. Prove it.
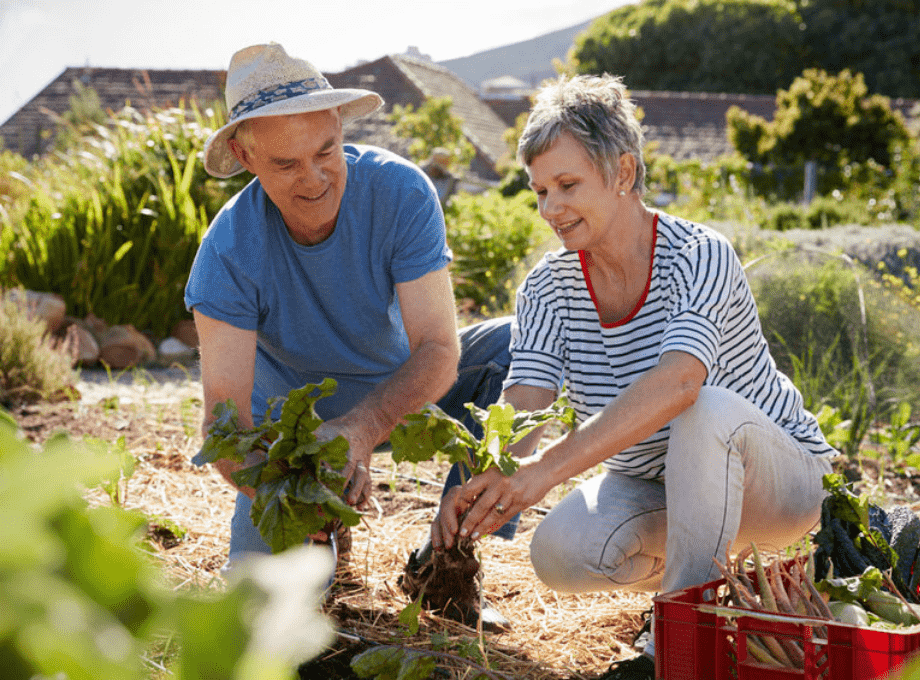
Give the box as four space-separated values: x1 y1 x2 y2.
338 337 459 447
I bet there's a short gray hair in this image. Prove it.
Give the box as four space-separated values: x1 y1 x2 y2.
518 74 646 195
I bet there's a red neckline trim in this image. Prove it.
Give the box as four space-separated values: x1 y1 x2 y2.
579 213 658 328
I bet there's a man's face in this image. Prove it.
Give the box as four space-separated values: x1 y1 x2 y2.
230 109 347 246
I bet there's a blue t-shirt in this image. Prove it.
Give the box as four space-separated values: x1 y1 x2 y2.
185 144 451 421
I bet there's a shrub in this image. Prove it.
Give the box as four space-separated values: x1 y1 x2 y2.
760 196 872 232
0 291 76 408
747 251 920 418
763 203 806 231
444 190 554 313
727 69 911 201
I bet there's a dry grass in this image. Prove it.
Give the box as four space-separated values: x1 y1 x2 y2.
14 372 651 679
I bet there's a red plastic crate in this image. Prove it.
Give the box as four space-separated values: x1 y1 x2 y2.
654 570 920 679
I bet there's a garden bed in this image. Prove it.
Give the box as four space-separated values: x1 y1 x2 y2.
10 369 920 678
12 372 651 679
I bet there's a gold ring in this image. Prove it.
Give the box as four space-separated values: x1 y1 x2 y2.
495 503 505 514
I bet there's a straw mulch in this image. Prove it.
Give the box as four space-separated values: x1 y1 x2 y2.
14 373 653 679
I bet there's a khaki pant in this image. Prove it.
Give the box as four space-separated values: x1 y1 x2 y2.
529 386 834 657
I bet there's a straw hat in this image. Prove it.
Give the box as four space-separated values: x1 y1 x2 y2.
203 43 384 178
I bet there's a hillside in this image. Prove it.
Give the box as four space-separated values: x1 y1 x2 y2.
437 16 601 90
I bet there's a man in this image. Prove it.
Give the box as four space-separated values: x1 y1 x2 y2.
185 42 513 628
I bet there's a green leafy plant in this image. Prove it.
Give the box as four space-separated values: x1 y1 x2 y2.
351 636 507 680
391 398 575 475
388 96 475 171
198 378 361 553
97 434 135 507
0 103 250 338
0 408 336 680
818 473 899 571
444 190 553 313
391 397 575 626
871 402 920 467
351 646 438 680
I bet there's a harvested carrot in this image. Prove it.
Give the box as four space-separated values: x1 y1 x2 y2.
751 544 778 612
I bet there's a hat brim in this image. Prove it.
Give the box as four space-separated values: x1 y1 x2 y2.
203 89 384 178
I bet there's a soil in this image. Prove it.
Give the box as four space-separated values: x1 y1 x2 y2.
8 368 920 679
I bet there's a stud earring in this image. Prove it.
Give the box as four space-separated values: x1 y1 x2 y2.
619 190 626 196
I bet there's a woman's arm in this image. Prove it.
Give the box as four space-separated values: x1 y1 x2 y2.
434 350 707 549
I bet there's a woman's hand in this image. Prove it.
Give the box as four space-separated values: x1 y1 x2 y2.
432 460 550 550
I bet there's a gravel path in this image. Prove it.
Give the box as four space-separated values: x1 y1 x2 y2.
75 363 202 407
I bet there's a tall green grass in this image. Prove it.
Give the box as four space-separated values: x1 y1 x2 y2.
0 291 76 407
746 247 920 455
0 104 249 338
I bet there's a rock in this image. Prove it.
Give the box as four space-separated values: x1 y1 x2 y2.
5 289 66 334
97 324 156 369
158 337 195 362
83 313 109 337
62 323 100 366
170 319 199 348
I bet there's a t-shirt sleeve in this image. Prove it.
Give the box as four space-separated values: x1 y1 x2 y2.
659 235 739 372
386 165 452 284
503 267 566 392
184 220 261 331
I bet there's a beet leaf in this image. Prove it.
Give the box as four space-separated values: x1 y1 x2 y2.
200 378 360 553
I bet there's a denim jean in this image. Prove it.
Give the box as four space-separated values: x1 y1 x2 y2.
224 316 517 563
528 386 833 658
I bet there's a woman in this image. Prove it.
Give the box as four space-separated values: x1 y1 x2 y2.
432 74 837 680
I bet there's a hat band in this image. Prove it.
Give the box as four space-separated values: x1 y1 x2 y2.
230 76 332 120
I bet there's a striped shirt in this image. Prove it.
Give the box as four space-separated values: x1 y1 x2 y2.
504 211 837 479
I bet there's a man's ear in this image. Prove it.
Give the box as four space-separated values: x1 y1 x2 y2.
228 138 254 173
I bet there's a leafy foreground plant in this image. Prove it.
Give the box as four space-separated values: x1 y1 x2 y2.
0 409 335 680
197 378 361 553
390 398 575 626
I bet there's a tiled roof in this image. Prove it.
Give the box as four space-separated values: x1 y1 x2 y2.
485 89 919 163
633 90 776 161
0 67 225 158
329 55 510 181
341 108 413 158
483 90 777 162
5 62 914 174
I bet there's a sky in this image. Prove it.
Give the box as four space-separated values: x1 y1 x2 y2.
0 0 635 125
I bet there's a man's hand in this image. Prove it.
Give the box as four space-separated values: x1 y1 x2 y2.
315 419 375 509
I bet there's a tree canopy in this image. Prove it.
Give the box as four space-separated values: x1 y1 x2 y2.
797 0 920 99
571 0 920 98
572 0 806 94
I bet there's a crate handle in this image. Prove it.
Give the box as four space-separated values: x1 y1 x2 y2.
699 604 827 629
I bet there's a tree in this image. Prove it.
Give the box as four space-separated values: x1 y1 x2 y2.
387 96 475 170
571 0 805 94
796 0 920 99
571 0 920 98
727 68 912 196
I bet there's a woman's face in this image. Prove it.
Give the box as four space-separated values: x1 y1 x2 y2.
526 132 621 251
